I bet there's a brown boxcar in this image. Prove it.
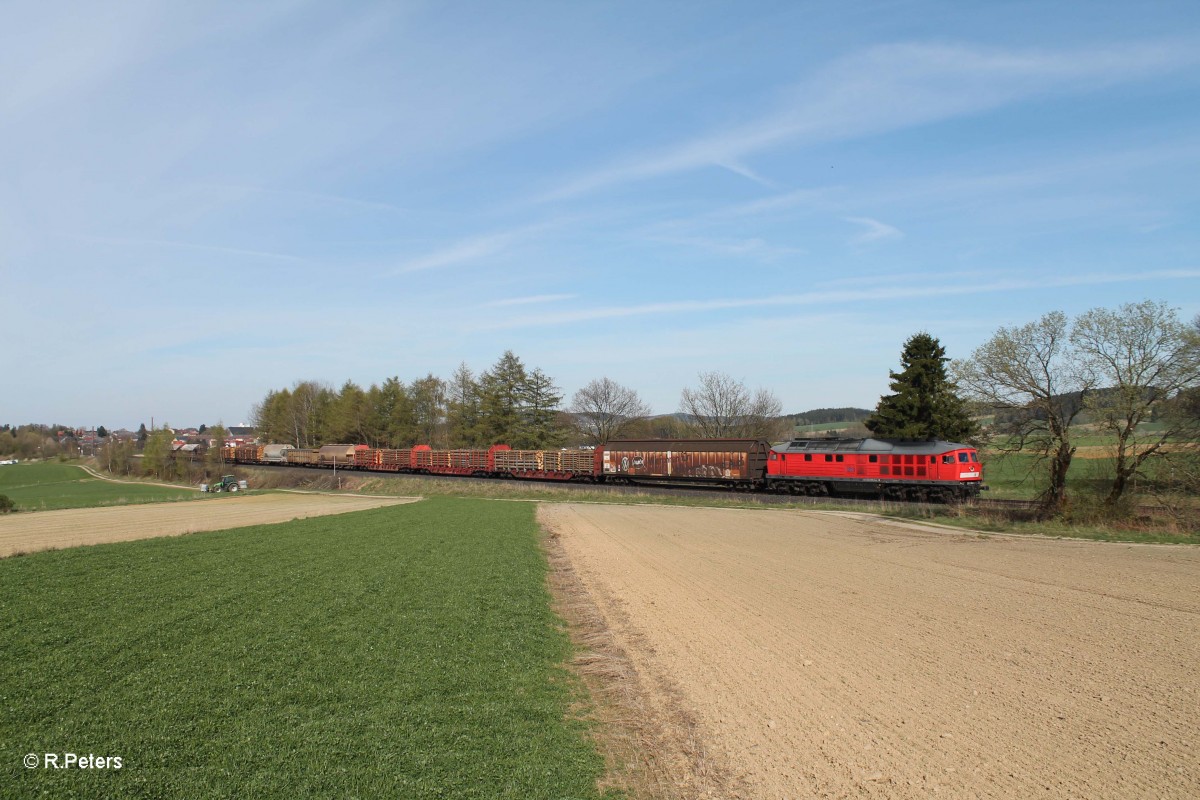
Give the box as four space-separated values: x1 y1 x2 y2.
601 439 770 488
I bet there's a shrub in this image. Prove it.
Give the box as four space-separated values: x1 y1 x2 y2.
0 494 15 513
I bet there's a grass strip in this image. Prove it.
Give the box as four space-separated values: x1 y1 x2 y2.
1 497 614 798
0 463 201 511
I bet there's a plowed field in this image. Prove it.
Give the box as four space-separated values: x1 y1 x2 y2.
540 504 1200 799
0 493 418 557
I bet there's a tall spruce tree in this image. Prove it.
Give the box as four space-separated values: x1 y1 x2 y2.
866 333 978 442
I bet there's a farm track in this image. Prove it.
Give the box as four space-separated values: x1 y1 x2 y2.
543 503 1200 799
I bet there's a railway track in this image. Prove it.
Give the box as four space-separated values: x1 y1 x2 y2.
241 463 956 512
240 463 1178 517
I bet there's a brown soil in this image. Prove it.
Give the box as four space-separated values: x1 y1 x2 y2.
540 503 1200 799
0 493 418 557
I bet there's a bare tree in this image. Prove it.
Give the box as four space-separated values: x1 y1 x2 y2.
679 372 784 439
1070 300 1200 508
570 377 652 445
952 311 1092 515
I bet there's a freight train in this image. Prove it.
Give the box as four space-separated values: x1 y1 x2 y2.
226 437 984 502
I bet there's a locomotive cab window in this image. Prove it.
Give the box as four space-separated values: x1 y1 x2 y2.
958 452 970 463
943 455 954 464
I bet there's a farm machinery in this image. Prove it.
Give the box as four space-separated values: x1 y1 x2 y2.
201 475 246 493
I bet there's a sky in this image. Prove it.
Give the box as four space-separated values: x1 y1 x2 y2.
3 0 1199 430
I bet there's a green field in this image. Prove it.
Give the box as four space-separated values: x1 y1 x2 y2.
0 462 202 511
1 497 612 798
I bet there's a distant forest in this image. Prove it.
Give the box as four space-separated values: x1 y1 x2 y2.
782 408 871 426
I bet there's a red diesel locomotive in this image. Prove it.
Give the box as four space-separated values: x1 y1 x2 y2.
228 436 983 501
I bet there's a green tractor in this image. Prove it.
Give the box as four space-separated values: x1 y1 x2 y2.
204 475 242 493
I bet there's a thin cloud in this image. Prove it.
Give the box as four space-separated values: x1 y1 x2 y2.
73 234 302 262
201 183 407 216
391 220 570 274
713 160 777 188
477 269 1200 330
844 216 903 243
392 229 526 274
714 187 838 218
483 294 577 307
540 38 1200 201
648 234 805 261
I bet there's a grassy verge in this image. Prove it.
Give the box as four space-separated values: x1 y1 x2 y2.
246 465 1200 542
0 462 202 511
1 497 614 798
880 504 1200 545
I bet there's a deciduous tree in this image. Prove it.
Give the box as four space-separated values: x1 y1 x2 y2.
679 372 784 439
953 311 1091 514
570 377 652 445
1070 300 1200 508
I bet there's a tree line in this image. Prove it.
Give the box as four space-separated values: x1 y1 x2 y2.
0 424 81 460
249 351 788 452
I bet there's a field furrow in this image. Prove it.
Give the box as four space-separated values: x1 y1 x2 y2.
542 504 1200 799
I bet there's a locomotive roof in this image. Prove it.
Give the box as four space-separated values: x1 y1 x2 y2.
771 438 972 455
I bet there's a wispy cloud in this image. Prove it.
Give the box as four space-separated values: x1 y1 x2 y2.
647 234 805 261
713 159 777 188
541 39 1200 201
391 226 539 274
483 294 576 307
844 216 903 244
713 187 838 218
200 183 407 216
72 234 303 262
478 269 1200 330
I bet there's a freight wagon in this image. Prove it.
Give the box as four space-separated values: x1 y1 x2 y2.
602 439 770 490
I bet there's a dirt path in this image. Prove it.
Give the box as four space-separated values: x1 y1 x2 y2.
540 503 1200 799
0 493 419 557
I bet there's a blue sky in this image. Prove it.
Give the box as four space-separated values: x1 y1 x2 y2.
4 0 1199 430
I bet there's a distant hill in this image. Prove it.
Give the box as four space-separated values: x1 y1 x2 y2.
783 407 872 426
